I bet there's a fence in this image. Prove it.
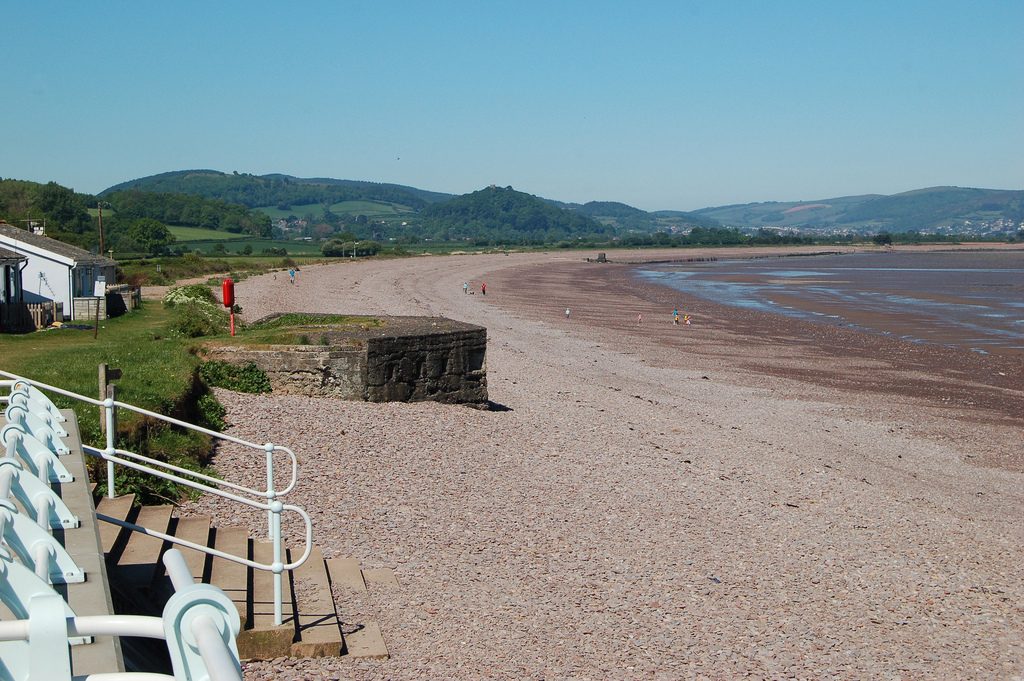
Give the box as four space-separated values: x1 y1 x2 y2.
0 302 63 332
0 370 312 627
1 376 247 679
106 284 142 315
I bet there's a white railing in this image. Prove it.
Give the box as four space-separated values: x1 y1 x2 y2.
0 549 242 681
0 370 312 627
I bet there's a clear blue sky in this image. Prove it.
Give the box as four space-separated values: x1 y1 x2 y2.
3 1 1021 211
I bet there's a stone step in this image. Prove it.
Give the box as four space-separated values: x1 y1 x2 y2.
93 499 391 663
251 540 295 630
170 516 212 582
325 558 391 660
116 504 173 587
95 493 135 556
237 540 295 660
290 547 344 658
209 527 250 622
325 557 365 592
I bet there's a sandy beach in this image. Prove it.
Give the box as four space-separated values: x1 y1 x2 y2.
190 245 1023 679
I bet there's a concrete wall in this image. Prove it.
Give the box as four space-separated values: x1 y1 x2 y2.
202 317 488 405
365 328 487 403
204 345 367 399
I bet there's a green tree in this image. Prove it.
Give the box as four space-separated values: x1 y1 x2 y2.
127 218 176 255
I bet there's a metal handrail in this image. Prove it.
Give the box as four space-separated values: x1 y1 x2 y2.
0 549 243 681
0 370 311 626
0 370 300 497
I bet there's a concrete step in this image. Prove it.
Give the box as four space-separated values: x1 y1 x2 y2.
290 547 344 658
55 409 126 676
237 540 295 660
95 493 136 556
325 558 391 660
116 504 173 587
209 526 250 622
169 516 212 582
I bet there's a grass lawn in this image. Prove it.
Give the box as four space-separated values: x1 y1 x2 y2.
0 303 224 502
0 304 199 442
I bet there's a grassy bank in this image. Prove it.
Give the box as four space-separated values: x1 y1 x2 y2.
0 303 219 503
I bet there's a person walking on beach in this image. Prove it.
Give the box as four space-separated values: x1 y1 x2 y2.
683 314 691 325
637 313 642 326
481 282 487 296
288 268 296 285
565 308 571 319
463 281 469 295
672 307 679 325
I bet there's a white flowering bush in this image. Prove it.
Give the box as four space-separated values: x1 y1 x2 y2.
164 285 227 337
163 284 218 307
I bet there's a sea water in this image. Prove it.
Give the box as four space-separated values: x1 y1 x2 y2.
640 250 1024 355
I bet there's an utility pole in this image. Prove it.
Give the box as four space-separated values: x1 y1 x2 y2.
97 202 105 254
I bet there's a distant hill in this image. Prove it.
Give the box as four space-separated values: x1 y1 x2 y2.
420 186 611 243
574 201 645 218
101 171 1023 237
101 170 453 211
562 201 721 232
694 187 1024 233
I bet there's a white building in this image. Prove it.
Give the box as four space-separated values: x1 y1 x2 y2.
0 222 117 321
0 246 25 305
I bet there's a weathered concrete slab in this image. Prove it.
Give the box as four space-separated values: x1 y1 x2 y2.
204 315 488 404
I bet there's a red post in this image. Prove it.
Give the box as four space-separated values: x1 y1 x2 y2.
222 279 236 337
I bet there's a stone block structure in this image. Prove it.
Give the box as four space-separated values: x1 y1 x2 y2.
203 315 487 405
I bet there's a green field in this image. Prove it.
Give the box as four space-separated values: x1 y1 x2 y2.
184 238 325 255
168 225 249 242
257 199 415 221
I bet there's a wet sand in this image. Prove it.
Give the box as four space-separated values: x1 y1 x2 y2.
487 249 1023 469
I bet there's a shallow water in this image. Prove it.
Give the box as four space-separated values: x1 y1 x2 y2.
641 251 1024 355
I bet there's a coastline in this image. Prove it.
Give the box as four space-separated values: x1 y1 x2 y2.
485 249 1023 470
208 245 1022 678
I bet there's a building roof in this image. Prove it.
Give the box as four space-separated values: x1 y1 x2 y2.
0 246 27 266
0 223 116 266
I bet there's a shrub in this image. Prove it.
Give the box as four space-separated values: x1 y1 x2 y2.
198 361 272 394
168 302 227 338
196 393 227 430
164 284 217 307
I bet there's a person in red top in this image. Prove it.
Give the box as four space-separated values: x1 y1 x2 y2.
481 282 487 295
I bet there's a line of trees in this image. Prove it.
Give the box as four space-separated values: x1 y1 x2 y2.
107 190 271 237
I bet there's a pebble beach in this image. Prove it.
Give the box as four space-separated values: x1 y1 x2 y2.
184 245 1024 679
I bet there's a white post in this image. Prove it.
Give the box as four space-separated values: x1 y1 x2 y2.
271 500 283 626
265 442 284 626
104 394 116 498
264 443 275 540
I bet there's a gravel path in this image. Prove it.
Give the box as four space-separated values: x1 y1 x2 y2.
182 249 1023 679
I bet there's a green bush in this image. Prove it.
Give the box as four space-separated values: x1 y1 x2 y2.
196 393 227 430
168 302 228 338
198 361 272 394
